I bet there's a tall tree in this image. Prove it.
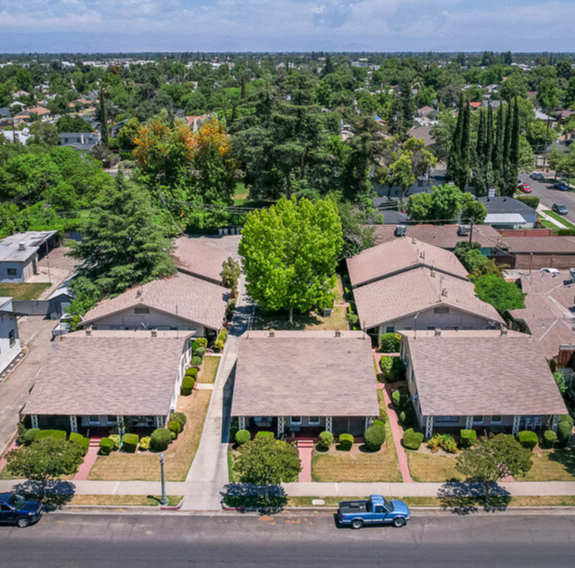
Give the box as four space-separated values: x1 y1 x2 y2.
98 86 109 147
456 102 471 191
446 93 465 183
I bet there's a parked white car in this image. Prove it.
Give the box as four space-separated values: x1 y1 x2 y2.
540 268 560 276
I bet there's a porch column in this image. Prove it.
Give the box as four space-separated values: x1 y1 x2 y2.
70 415 78 433
425 416 434 438
551 415 559 432
31 415 39 429
365 416 373 430
512 415 521 436
325 416 333 433
117 415 125 429
155 415 165 429
465 416 473 430
277 416 285 438
238 416 246 431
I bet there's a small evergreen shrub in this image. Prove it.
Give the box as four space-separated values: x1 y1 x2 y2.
559 414 574 427
122 433 139 453
36 429 67 441
380 332 401 353
168 420 181 438
392 388 411 410
317 431 334 451
364 424 386 451
213 339 225 352
69 432 89 455
460 429 477 448
109 434 121 451
372 419 385 429
181 376 195 395
557 421 572 447
218 328 228 343
380 357 406 382
185 367 198 378
339 433 354 451
151 428 172 452
16 422 27 445
399 409 415 426
193 346 206 358
191 356 203 367
543 430 557 449
192 338 208 350
139 436 151 451
255 431 274 439
23 428 40 445
235 430 251 445
428 433 457 453
99 437 114 455
518 430 538 451
169 412 187 430
402 428 424 450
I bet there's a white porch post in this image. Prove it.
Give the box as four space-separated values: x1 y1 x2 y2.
277 416 285 438
70 415 78 433
425 416 434 438
117 415 124 429
512 415 521 436
365 416 373 430
325 416 333 433
551 415 559 432
31 415 39 429
465 416 473 430
155 415 165 429
238 416 246 431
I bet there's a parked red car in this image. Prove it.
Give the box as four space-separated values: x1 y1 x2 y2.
518 183 532 193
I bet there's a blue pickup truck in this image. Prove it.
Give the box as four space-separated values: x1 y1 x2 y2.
338 495 410 529
0 493 43 528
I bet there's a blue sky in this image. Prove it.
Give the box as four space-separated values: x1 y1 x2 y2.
0 0 574 53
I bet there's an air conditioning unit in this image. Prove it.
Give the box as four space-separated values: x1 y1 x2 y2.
395 225 407 237
457 225 470 237
18 243 26 251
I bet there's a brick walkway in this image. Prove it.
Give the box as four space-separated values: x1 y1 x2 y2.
297 439 314 482
74 439 101 481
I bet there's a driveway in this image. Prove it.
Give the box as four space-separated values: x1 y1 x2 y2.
519 173 575 226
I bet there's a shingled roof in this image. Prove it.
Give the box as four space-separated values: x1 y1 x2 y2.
403 330 567 417
81 272 229 331
174 237 235 284
231 331 379 417
23 336 189 416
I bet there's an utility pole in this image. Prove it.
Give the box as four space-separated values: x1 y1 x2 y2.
468 219 474 245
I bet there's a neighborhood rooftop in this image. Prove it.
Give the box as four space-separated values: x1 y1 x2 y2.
402 330 567 417
23 336 190 417
174 237 236 284
0 230 58 262
231 330 379 418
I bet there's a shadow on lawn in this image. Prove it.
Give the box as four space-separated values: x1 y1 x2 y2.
547 448 575 477
11 479 75 511
437 481 511 515
220 482 288 514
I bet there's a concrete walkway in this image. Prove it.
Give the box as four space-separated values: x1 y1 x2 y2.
179 277 254 511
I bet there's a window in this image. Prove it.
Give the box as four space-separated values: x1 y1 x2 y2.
308 417 320 425
435 416 459 423
490 415 502 424
134 306 150 314
473 415 484 425
385 326 395 333
6 268 17 276
0 504 11 512
8 330 15 348
375 505 385 513
89 415 100 425
434 307 449 314
290 416 302 425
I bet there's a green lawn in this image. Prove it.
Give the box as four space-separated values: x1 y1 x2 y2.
200 355 220 383
0 282 51 300
407 452 462 482
233 182 249 205
522 448 575 481
252 306 349 332
543 210 575 229
333 275 345 305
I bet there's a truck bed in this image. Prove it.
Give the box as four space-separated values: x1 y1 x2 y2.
338 500 369 514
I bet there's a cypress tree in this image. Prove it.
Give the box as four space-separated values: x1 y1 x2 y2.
485 104 494 168
502 97 521 196
502 102 513 170
492 105 504 189
446 92 464 183
99 87 109 147
457 102 471 191
474 109 487 196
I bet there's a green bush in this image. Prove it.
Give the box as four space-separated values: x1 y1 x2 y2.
392 388 411 410
460 429 477 448
518 430 538 451
559 414 574 428
170 430 177 440
16 422 27 445
399 409 415 426
69 432 89 455
380 356 406 382
372 419 385 429
402 428 424 450
213 339 225 352
150 428 173 452
122 433 139 453
36 429 67 441
339 433 354 451
229 418 239 442
255 431 274 439
364 424 386 451
193 346 206 358
190 356 203 367
218 328 228 343
23 428 40 445
109 434 121 451
380 332 401 353
99 437 114 455
543 430 557 449
169 412 187 430
192 337 208 350
515 195 540 209
185 367 198 378
181 376 195 395
235 429 251 445
226 299 236 319
317 431 334 451
139 436 151 451
168 420 181 438
428 433 458 453
557 421 573 448
557 229 575 236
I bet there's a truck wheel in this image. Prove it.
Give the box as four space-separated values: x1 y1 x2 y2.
393 517 406 528
16 517 30 528
351 519 363 530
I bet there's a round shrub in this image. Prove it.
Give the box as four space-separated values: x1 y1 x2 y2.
235 429 251 445
23 428 40 445
399 409 415 427
559 414 574 428
193 346 206 358
190 356 203 367
139 436 151 451
557 421 573 448
518 430 538 451
218 328 228 342
317 431 334 451
99 437 114 456
185 367 198 378
460 429 477 448
392 389 410 410
372 419 385 429
402 428 424 451
339 433 354 451
364 424 386 451
380 332 401 353
168 420 181 438
109 434 121 451
170 430 177 440
181 376 195 396
192 337 208 350
213 339 225 352
122 433 139 453
543 430 557 449
169 412 187 430
255 431 274 440
69 432 89 456
36 429 67 441
151 428 172 452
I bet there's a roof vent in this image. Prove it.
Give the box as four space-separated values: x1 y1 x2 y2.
500 326 508 336
411 237 417 245
420 251 425 260
395 225 407 237
434 328 441 336
457 225 470 237
430 268 436 278
441 288 448 297
269 328 275 338
18 243 26 251
335 329 342 337
151 329 157 338
85 326 92 336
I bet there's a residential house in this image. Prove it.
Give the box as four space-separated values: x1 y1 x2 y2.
491 236 575 269
478 196 538 229
27 106 51 120
408 125 435 149
22 332 192 432
0 128 31 145
0 231 58 283
59 131 101 152
78 272 229 338
46 283 76 320
0 297 21 375
174 237 236 286
399 329 567 438
231 330 379 438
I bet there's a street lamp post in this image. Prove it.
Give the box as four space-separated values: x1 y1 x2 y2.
159 453 168 506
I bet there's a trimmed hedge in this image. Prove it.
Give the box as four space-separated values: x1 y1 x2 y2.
255 431 274 439
185 367 198 378
339 433 354 451
515 195 540 209
402 428 424 450
392 388 411 410
23 428 40 445
372 419 385 429
560 414 574 427
364 424 386 451
36 429 67 441
109 434 121 451
190 356 203 367
99 437 114 455
169 412 187 430
518 430 538 451
151 428 172 452
168 420 181 438
69 432 89 455
460 429 477 448
193 346 206 358
557 421 573 448
399 409 415 427
235 429 251 445
317 431 334 451
181 376 195 396
380 332 401 353
213 339 225 352
139 436 151 451
122 433 139 453
543 430 557 449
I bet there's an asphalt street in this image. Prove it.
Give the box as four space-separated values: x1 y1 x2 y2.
2 512 575 567
519 172 575 225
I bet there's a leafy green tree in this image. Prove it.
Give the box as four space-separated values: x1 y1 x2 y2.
234 436 301 500
28 122 59 147
6 438 85 499
474 274 525 313
221 257 241 292
55 115 94 134
117 118 142 150
432 183 464 222
406 192 433 221
460 193 488 224
337 200 375 260
499 73 528 101
430 111 457 162
239 197 342 323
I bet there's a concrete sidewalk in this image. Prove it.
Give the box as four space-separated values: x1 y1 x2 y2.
0 479 187 495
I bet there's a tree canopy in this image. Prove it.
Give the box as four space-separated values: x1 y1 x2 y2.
474 274 525 314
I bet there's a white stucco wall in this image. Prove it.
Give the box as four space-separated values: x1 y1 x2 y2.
0 300 22 374
0 256 37 283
